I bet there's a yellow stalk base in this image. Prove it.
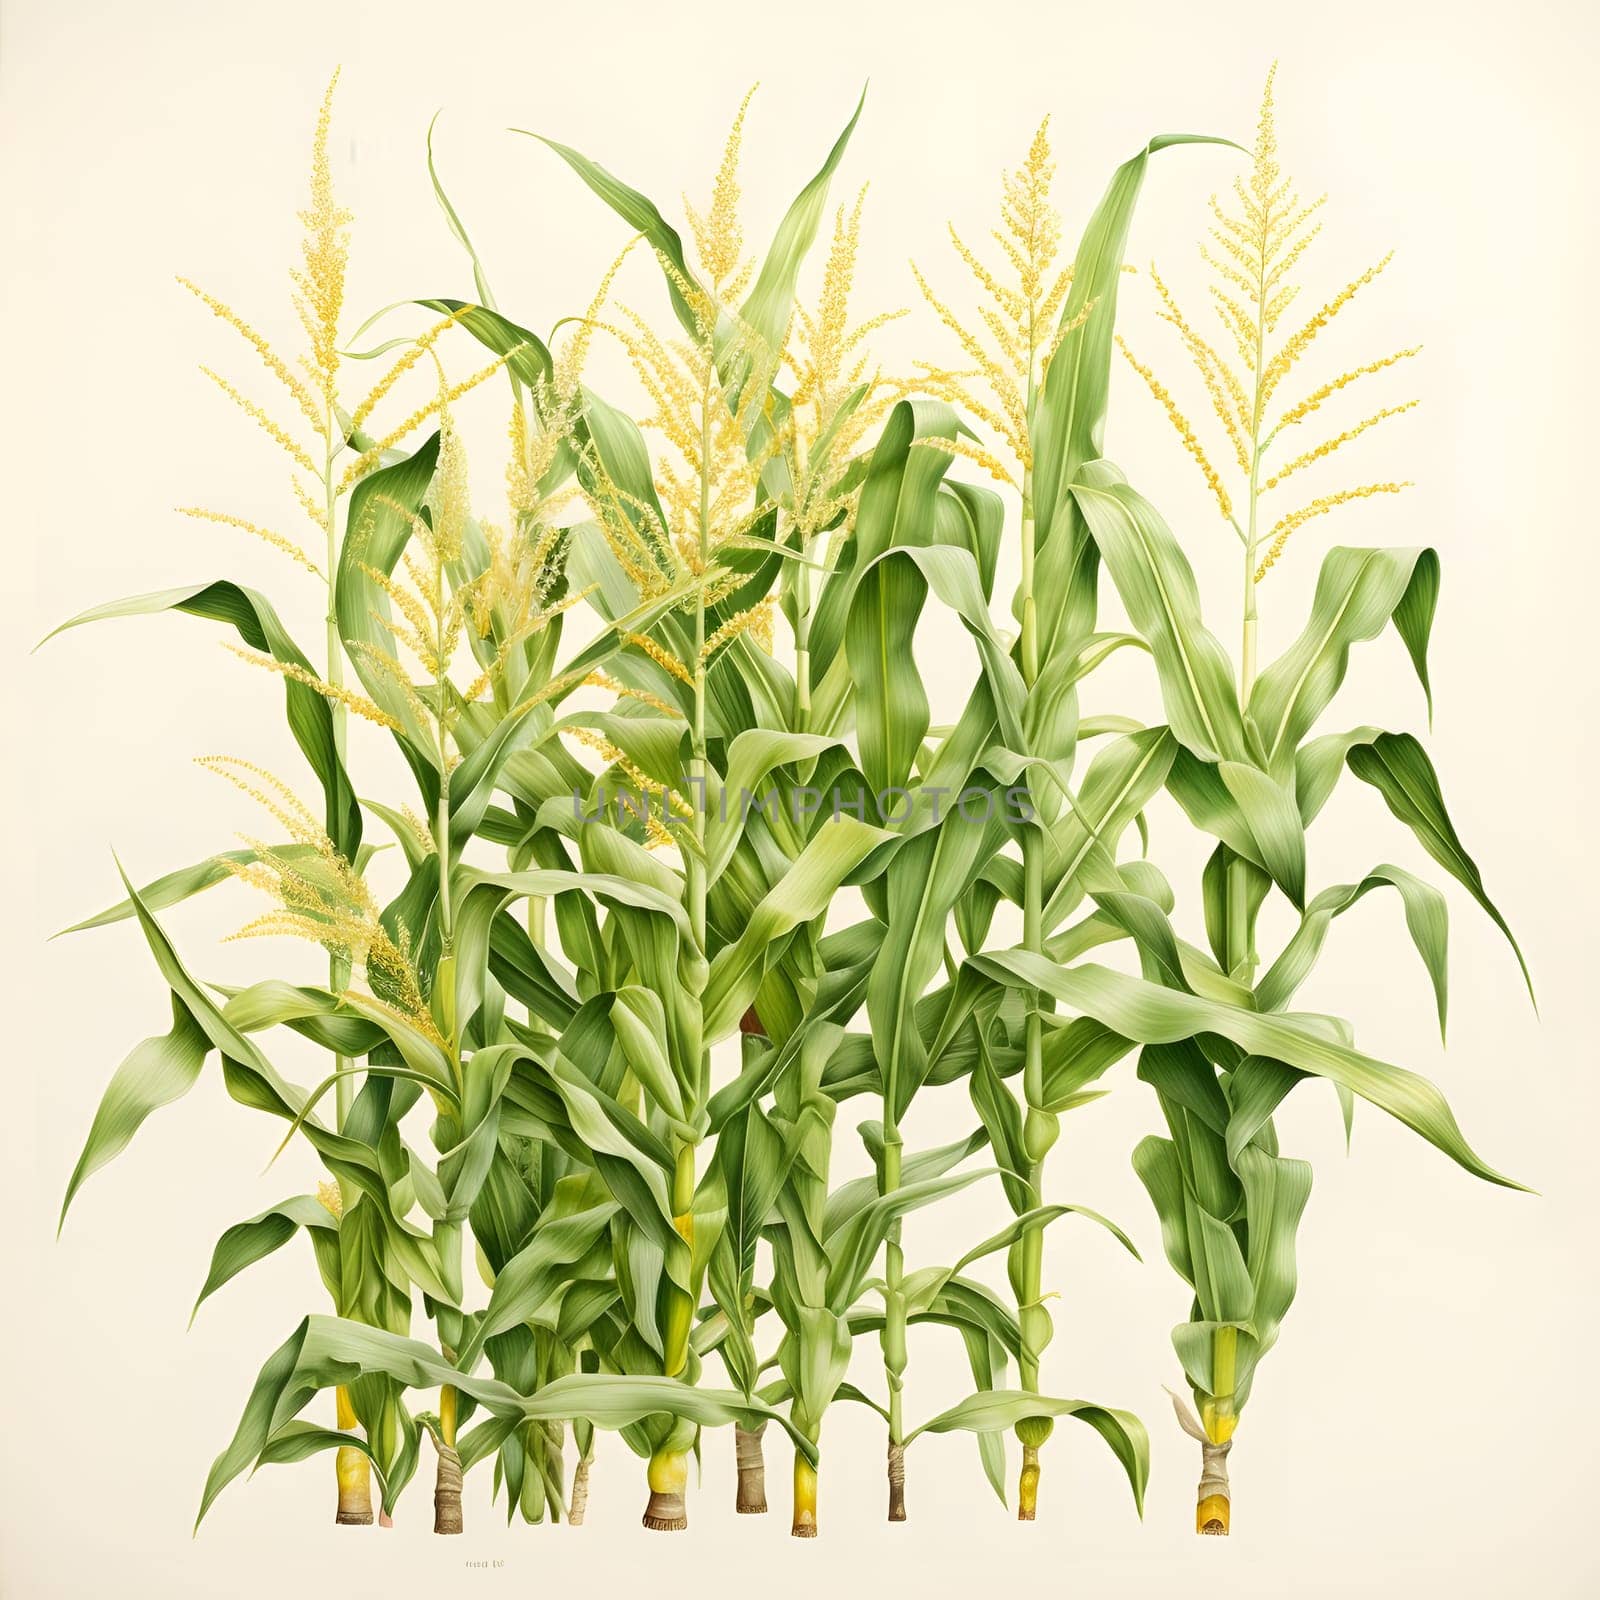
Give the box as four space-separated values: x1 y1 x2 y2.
334 1385 373 1526
1017 1443 1040 1521
1197 1493 1230 1536
791 1455 818 1539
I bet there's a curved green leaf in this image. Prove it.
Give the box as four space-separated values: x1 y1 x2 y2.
43 582 360 852
974 949 1523 1189
1346 731 1532 1002
191 1195 339 1322
905 1389 1149 1514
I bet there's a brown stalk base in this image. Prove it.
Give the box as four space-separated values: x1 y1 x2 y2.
568 1455 591 1526
433 1444 464 1535
335 1508 373 1526
887 1442 906 1522
643 1489 688 1531
1017 1443 1040 1521
792 1519 818 1538
734 1424 768 1514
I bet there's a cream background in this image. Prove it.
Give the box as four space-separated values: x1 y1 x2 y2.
4 0 1598 1593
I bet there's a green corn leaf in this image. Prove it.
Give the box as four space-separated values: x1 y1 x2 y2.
56 847 314 936
905 1390 1149 1515
1073 465 1247 764
1042 726 1177 928
1293 724 1382 825
1345 731 1533 1002
705 729 843 883
1249 547 1438 773
974 950 1523 1188
457 1202 619 1369
520 133 696 333
809 399 961 691
1218 760 1307 910
869 811 1005 1122
80 864 399 1217
415 299 554 390
60 995 211 1231
256 1420 388 1494
954 1203 1140 1272
1257 865 1449 1035
847 548 932 798
217 979 382 1057
1041 1016 1137 1109
42 582 361 853
338 432 441 761
1132 1136 1193 1285
199 1316 819 1525
824 1170 997 1313
1233 1146 1313 1361
701 815 892 1042
191 1195 339 1323
1031 133 1241 666
821 1128 988 1239
739 88 866 360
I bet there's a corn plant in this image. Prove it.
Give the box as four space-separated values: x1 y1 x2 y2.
411 90 904 1531
1092 65 1534 1534
46 65 1528 1552
903 119 1218 1520
49 74 511 1529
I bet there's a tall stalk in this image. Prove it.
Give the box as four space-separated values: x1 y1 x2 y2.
909 121 1085 1519
790 430 813 733
643 365 716 1534
1013 314 1061 1519
431 519 465 1536
880 1131 907 1519
1206 110 1275 1525
322 428 375 1525
1116 65 1455 1536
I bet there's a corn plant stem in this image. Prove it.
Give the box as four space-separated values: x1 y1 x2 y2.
1017 410 1055 1515
794 537 812 732
433 1381 463 1534
642 380 717 1534
791 432 813 732
322 420 377 1524
880 1130 907 1519
662 368 715 1383
333 1383 374 1525
322 429 356 1141
569 1445 592 1526
791 1448 819 1538
734 1421 768 1514
433 563 462 1094
1212 251 1274 1466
